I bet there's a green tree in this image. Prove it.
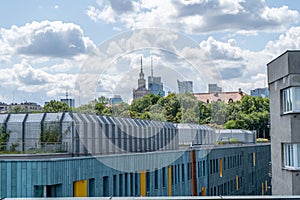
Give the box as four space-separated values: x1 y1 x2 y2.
157 93 181 123
111 102 130 117
43 100 71 112
130 94 161 115
8 105 26 113
211 101 227 125
224 96 270 138
198 101 211 124
0 126 10 151
41 122 61 143
74 102 97 114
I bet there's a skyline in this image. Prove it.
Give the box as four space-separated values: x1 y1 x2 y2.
1 0 300 105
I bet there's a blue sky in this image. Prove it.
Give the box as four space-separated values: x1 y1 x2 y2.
0 0 300 105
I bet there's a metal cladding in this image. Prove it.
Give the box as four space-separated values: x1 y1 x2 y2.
0 112 179 155
0 112 257 155
216 129 257 143
177 123 215 146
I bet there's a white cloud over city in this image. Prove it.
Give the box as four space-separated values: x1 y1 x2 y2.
1 0 300 105
87 0 299 34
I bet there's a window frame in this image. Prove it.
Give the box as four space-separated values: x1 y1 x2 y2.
281 87 300 114
283 143 300 170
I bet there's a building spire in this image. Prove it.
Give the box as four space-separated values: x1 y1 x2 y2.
141 56 143 73
151 56 153 78
66 89 69 99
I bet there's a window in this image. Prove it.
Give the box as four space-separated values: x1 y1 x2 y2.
103 176 109 197
182 164 185 181
113 175 117 196
203 160 206 176
283 143 300 170
154 169 158 189
282 87 300 113
162 167 166 187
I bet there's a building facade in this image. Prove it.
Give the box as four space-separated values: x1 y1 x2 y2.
0 144 271 197
208 84 222 93
0 102 42 113
109 95 123 105
194 89 246 104
177 80 193 94
148 58 165 97
133 57 151 100
0 112 271 197
267 50 300 195
250 88 269 98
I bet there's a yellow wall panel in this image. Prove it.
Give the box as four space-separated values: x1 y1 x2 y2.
235 175 239 191
73 180 87 197
140 170 146 197
201 186 206 196
168 166 172 196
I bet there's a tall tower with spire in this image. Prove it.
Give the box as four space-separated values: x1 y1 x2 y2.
138 57 146 89
133 56 150 100
148 57 165 97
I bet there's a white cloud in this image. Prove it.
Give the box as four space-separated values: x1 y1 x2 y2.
86 0 299 35
0 62 76 101
200 36 243 60
264 26 300 57
0 20 95 58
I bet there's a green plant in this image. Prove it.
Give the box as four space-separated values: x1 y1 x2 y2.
40 122 61 143
0 126 10 151
10 142 20 151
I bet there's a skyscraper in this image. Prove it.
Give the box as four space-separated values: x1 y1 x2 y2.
148 57 165 97
177 80 193 94
208 84 222 93
60 90 75 108
133 57 151 100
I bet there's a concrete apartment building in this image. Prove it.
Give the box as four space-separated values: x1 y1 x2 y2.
267 50 300 195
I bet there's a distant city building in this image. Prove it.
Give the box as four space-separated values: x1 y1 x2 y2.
133 57 151 100
208 84 222 93
177 80 193 94
0 102 42 113
250 87 269 98
267 50 300 195
194 87 246 103
148 58 165 97
60 91 75 108
109 95 123 105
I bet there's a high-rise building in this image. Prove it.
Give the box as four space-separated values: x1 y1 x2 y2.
208 84 222 93
267 50 300 195
177 80 193 94
133 57 151 100
148 57 165 97
109 95 123 105
250 87 269 98
60 91 75 108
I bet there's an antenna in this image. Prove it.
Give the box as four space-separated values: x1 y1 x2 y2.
66 89 69 99
141 56 143 72
151 56 153 78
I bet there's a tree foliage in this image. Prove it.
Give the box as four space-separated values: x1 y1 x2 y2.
43 100 71 112
74 93 270 138
0 126 10 151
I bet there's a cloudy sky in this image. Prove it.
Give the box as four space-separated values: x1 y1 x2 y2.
1 0 300 106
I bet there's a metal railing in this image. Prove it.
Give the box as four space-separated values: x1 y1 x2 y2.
0 142 69 154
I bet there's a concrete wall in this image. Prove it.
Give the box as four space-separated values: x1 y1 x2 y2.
0 144 270 198
268 50 300 195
